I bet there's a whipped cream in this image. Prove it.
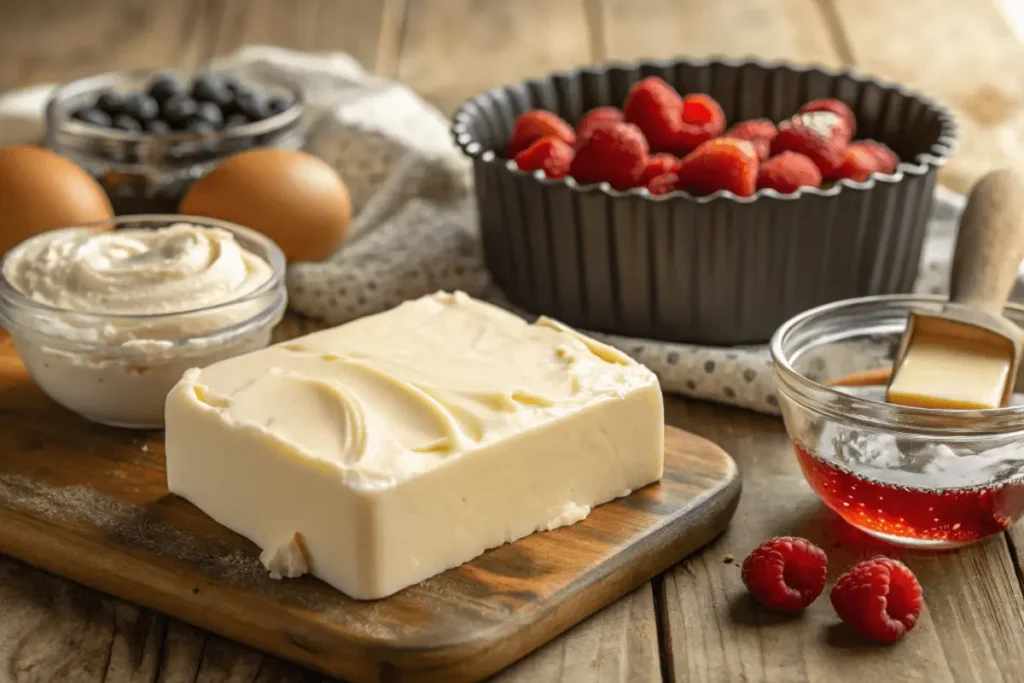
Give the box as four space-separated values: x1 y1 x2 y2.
2 223 272 316
0 222 284 428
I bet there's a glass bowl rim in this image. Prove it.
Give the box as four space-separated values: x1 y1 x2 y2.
0 214 287 323
770 293 1024 433
45 67 305 144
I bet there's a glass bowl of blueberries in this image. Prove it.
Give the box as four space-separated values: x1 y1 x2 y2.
45 69 305 214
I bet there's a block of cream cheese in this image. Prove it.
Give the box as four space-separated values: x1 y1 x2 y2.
165 291 664 600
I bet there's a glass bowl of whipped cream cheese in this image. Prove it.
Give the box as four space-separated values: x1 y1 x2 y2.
771 294 1024 549
0 215 287 429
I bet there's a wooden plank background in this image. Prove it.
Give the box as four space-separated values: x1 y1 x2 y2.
2 1 1024 681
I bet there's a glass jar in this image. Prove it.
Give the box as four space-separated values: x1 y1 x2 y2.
45 68 305 214
770 294 1024 549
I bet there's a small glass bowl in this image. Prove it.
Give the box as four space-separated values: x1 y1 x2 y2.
770 295 1024 549
45 68 306 214
0 215 287 429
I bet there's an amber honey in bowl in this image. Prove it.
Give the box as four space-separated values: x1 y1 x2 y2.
771 295 1024 550
793 373 1024 546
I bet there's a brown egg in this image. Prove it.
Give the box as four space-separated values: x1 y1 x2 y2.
180 148 352 262
0 145 114 256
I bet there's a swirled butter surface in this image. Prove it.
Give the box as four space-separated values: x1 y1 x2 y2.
165 291 665 599
2 223 273 315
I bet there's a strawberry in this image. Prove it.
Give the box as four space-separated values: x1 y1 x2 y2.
771 111 853 178
799 98 857 139
676 93 726 154
676 138 759 197
623 76 684 153
757 151 822 194
576 107 624 146
513 136 575 179
507 110 576 157
835 141 899 182
725 119 777 161
639 153 682 185
570 120 649 190
646 172 679 196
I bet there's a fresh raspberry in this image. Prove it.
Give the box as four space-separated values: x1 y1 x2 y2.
513 136 574 179
639 153 682 185
507 110 576 157
799 98 857 138
771 111 853 178
646 172 679 196
725 119 777 161
675 93 726 153
576 107 624 146
675 138 759 197
830 556 923 643
835 141 899 182
570 120 649 190
741 536 828 611
757 151 822 194
623 76 684 153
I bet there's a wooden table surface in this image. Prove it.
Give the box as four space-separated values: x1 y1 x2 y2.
2 1 1024 682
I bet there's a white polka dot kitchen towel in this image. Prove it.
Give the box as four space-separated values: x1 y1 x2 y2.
0 46 1009 416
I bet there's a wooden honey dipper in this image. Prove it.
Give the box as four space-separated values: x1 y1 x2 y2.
886 168 1024 409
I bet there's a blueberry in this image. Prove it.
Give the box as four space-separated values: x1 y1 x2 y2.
220 98 241 117
267 97 292 115
112 114 142 132
187 120 217 135
237 93 269 121
221 75 244 94
195 101 223 127
227 84 256 105
224 113 250 128
162 95 199 127
190 75 230 106
73 107 112 127
96 91 126 114
124 93 159 121
147 73 183 103
144 119 172 135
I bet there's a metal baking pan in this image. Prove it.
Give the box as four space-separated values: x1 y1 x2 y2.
451 57 958 345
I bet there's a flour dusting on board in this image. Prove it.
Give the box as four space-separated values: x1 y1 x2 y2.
0 473 407 625
0 474 264 584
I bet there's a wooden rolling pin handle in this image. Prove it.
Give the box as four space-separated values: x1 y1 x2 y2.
949 168 1024 315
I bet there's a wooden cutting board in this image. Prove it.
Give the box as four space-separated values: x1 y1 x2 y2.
0 331 740 683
